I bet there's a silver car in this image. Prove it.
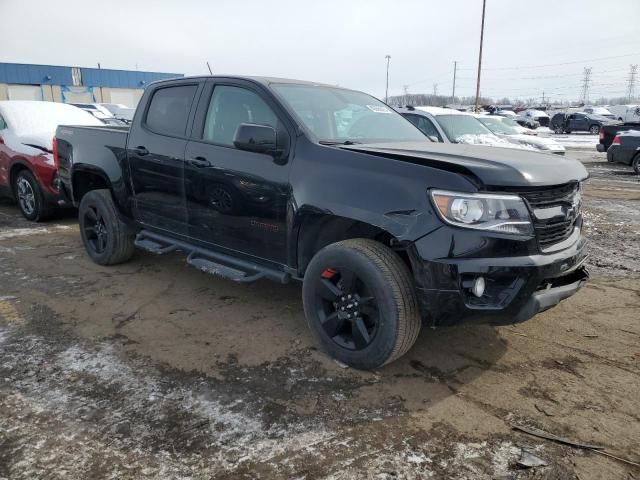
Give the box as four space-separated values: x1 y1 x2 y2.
476 115 565 155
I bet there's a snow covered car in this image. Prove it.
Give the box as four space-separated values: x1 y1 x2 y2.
521 109 550 127
608 104 640 123
476 115 565 155
582 106 616 119
0 101 103 221
397 106 527 149
98 103 135 123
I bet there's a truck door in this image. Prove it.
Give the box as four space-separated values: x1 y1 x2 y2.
184 80 292 265
127 82 201 235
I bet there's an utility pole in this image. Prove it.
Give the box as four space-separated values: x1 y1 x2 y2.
627 64 638 101
452 60 457 105
580 67 592 104
385 55 391 103
474 0 487 112
433 83 438 96
402 85 409 106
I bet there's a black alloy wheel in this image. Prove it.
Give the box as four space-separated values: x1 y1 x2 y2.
78 189 135 265
302 239 421 369
82 205 109 255
314 266 379 351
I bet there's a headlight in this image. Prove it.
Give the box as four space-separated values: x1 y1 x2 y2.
430 190 534 235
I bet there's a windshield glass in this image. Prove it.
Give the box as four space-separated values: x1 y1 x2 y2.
272 84 425 143
435 114 495 142
478 116 519 135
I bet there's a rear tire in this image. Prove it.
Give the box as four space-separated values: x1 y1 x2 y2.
302 238 421 370
78 189 135 265
12 169 54 222
632 154 640 175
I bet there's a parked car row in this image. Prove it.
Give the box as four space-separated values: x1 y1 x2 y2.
396 106 565 154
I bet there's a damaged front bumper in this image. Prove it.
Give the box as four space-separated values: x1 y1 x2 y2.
407 226 589 326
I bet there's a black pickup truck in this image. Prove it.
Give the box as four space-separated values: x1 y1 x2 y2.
55 76 589 369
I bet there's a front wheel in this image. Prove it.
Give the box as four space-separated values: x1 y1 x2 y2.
13 169 53 222
589 125 600 135
78 189 135 265
302 239 421 369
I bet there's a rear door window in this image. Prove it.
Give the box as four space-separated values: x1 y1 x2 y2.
145 85 198 136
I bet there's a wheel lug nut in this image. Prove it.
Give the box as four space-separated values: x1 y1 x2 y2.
347 314 351 319
347 294 352 299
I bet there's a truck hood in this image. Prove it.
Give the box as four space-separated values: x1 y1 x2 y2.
340 141 587 188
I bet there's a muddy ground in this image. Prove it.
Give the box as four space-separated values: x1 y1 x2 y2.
0 151 638 479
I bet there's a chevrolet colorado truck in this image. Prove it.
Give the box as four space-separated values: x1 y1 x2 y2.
55 76 589 369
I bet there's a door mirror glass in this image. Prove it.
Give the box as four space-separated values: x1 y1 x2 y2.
233 123 277 154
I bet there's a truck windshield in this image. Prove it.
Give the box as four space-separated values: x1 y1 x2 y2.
272 84 425 144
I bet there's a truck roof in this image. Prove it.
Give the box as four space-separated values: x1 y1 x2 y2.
150 75 339 89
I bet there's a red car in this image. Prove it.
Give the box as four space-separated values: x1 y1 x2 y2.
0 101 103 221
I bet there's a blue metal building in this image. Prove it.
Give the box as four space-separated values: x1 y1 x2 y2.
0 62 183 106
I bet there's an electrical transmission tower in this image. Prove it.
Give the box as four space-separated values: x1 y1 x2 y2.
580 67 592 104
628 64 638 101
433 83 438 96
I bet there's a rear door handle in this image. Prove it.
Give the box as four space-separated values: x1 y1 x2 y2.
134 145 149 156
187 156 211 168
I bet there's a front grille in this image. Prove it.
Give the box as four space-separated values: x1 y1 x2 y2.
515 182 580 250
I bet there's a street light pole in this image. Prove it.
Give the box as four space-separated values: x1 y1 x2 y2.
452 60 457 105
474 0 487 112
385 55 391 103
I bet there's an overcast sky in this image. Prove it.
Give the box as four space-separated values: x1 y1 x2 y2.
1 0 639 102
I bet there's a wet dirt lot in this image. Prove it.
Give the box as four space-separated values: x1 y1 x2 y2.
0 151 638 479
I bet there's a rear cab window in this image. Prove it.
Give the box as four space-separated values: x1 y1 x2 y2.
145 85 198 136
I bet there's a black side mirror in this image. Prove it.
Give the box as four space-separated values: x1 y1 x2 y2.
233 123 277 154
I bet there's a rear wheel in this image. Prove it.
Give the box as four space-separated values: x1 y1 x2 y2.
589 125 600 135
632 154 640 175
13 169 53 222
302 239 421 370
78 189 135 265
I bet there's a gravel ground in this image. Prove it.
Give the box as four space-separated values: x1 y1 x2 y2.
0 151 638 479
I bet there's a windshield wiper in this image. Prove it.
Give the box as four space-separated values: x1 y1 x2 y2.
318 140 362 146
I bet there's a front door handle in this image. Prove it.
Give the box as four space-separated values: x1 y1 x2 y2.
134 145 149 156
187 156 211 168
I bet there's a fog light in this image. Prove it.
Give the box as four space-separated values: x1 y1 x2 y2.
471 277 485 297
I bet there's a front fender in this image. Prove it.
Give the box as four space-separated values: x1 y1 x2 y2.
290 141 477 242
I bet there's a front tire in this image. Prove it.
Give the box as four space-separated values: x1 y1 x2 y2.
13 169 53 222
78 189 135 265
302 239 421 370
